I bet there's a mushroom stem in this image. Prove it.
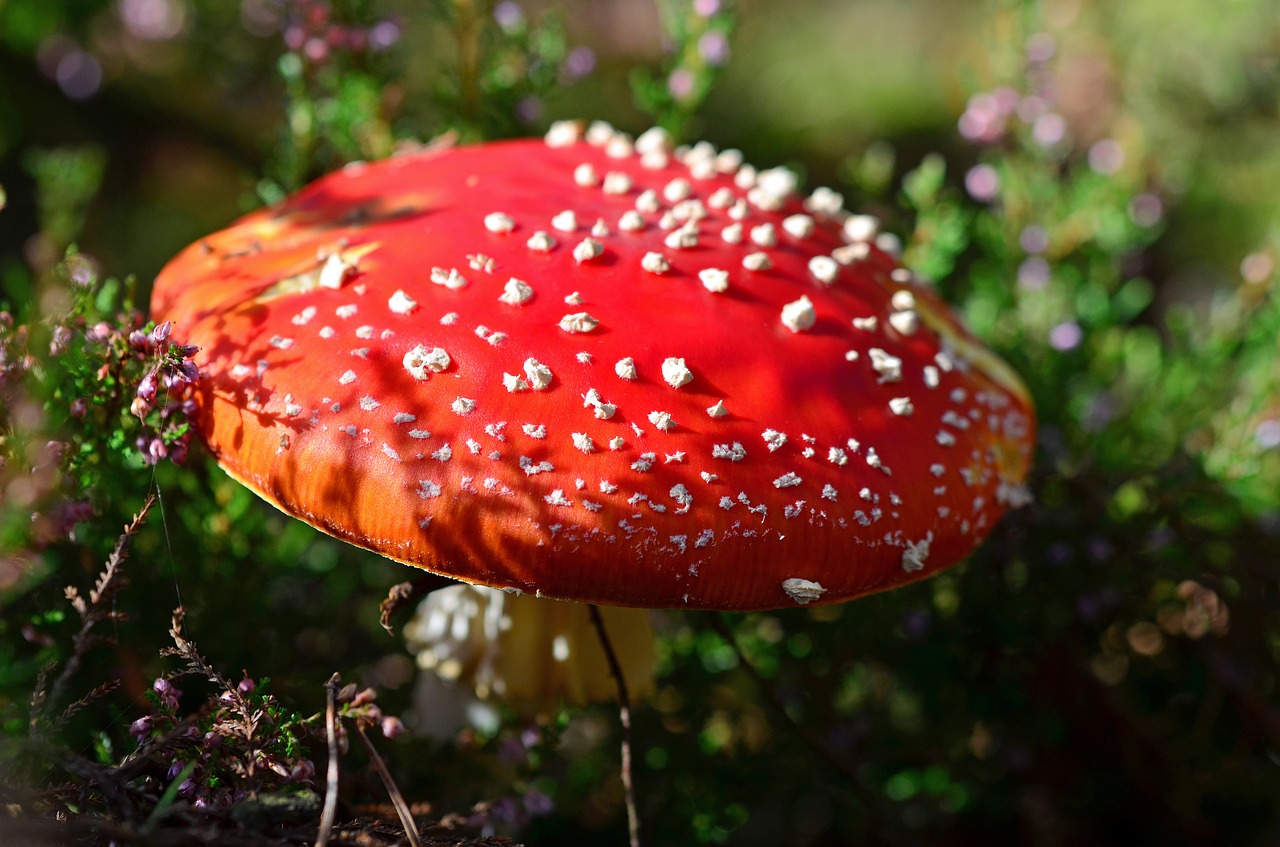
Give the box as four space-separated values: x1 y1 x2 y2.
587 604 641 847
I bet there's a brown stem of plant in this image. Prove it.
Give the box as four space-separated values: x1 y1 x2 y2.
37 494 154 733
587 605 640 847
315 674 341 847
355 725 422 847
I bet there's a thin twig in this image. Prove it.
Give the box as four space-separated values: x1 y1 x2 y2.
315 674 341 847
587 605 640 847
354 726 421 847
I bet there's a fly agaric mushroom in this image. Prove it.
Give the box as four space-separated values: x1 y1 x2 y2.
150 121 1034 613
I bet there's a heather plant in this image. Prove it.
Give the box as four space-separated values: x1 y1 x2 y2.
2 0 1279 845
630 0 735 140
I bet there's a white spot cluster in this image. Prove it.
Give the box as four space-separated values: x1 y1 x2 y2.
263 126 1034 611
499 277 534 306
388 289 418 314
407 348 458 383
527 231 557 252
782 578 826 605
662 357 694 389
781 295 816 333
641 252 670 274
484 212 515 233
699 268 729 293
573 238 604 263
430 267 468 290
559 312 599 333
523 358 553 390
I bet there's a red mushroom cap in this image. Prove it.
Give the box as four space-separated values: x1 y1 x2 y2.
151 123 1035 611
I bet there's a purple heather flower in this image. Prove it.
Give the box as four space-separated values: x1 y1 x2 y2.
54 48 103 101
129 716 153 741
1019 225 1049 254
153 677 181 710
560 46 596 82
68 257 96 286
173 359 201 383
1128 193 1163 228
1032 112 1066 147
119 0 189 41
303 36 328 63
167 436 189 465
1016 95 1047 123
490 796 521 825
964 164 1000 202
1255 420 1280 450
283 24 305 51
991 86 1019 114
380 715 406 739
698 30 729 66
1026 32 1056 63
1088 139 1125 175
693 0 721 16
49 325 72 356
1046 541 1073 567
668 68 695 100
1017 257 1051 290
368 20 400 51
290 758 316 783
149 320 172 348
520 726 541 748
515 95 543 123
137 370 158 403
1048 321 1082 351
958 91 1013 144
1088 537 1116 564
494 1 525 32
901 609 933 641
523 789 554 816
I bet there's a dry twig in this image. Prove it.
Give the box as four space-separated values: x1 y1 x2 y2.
315 674 342 847
355 726 421 847
587 605 640 847
33 494 155 733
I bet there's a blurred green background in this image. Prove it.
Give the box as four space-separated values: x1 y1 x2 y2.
4 0 1280 282
3 0 1280 845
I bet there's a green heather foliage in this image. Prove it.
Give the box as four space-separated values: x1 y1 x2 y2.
2 0 1279 844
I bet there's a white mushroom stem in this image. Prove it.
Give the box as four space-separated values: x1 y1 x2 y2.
404 584 656 713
